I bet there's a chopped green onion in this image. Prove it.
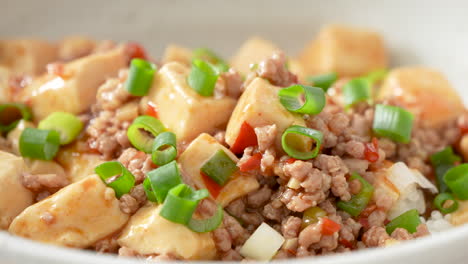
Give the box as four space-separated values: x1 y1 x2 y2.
343 78 371 108
430 147 461 193
127 115 166 153
306 72 337 92
151 132 177 166
281 125 323 160
95 161 135 198
188 203 224 233
187 59 219 97
143 177 158 202
385 209 421 235
192 48 229 73
278 84 326 115
19 128 60 160
125 58 157 96
365 69 388 84
0 103 32 132
444 164 468 200
301 206 327 229
159 183 209 225
38 112 83 145
145 160 182 203
337 173 374 217
200 149 238 186
372 104 414 143
434 193 459 214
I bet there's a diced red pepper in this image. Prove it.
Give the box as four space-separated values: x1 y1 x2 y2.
230 122 258 154
239 153 262 172
286 158 298 164
126 42 147 61
364 137 379 163
201 172 223 199
339 238 354 249
146 102 158 118
321 217 341 235
459 119 468 134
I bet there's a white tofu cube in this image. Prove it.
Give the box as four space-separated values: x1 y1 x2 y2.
161 44 192 65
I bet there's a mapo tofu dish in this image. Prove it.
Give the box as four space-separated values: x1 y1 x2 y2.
1 25 468 261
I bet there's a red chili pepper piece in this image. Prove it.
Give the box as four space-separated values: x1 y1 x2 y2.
127 42 147 60
321 217 341 235
364 137 379 163
239 153 262 172
230 122 258 154
146 102 158 118
201 172 222 199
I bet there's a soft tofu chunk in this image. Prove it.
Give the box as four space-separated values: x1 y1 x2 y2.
225 77 308 154
145 62 236 142
9 175 128 248
26 159 67 179
118 204 216 260
58 36 96 60
56 143 104 183
450 200 468 226
162 44 192 65
0 39 57 75
379 67 465 127
299 25 388 77
230 37 280 76
19 46 127 121
178 133 259 207
0 151 33 229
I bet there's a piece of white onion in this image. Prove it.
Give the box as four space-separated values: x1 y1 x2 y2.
386 162 438 220
239 222 285 261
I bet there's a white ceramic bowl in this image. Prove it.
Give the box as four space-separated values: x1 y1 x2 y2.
1 0 468 263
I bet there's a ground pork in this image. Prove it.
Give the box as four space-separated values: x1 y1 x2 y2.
243 51 297 88
94 235 120 253
118 148 154 183
20 172 69 192
254 124 277 152
281 216 302 239
362 226 390 247
314 154 351 201
214 69 243 99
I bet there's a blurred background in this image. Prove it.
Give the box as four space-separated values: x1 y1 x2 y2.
1 0 467 92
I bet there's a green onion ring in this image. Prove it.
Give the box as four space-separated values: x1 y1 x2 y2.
95 161 136 198
434 193 459 214
192 48 229 73
127 115 166 153
125 58 157 96
444 164 468 200
281 125 323 160
278 84 326 115
343 78 371 108
0 103 32 133
200 149 238 186
19 128 60 160
430 147 461 193
372 104 414 143
159 184 209 225
188 203 224 233
385 209 421 235
151 131 177 166
145 160 182 203
38 112 83 145
337 173 374 217
143 177 158 202
187 59 219 97
306 72 338 92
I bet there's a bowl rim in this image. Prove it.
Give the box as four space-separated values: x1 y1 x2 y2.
1 222 468 263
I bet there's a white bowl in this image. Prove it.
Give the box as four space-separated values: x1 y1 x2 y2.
1 0 468 263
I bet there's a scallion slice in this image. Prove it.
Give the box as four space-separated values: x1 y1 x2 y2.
143 177 158 202
127 115 166 153
151 131 177 166
281 125 323 160
385 209 421 235
159 183 209 225
187 59 219 97
145 160 182 203
306 72 337 92
444 164 468 200
365 69 388 84
0 103 32 132
187 203 224 233
372 104 414 143
95 161 135 198
430 147 461 193
192 48 229 73
125 58 157 96
19 128 60 160
337 173 374 217
278 84 325 115
38 112 83 145
434 193 459 214
200 149 238 186
343 78 371 108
